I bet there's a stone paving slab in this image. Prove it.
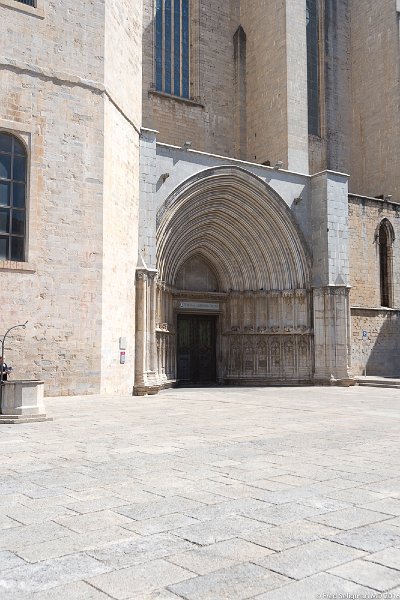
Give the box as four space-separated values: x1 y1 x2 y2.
15 526 139 563
31 580 112 599
364 546 400 570
241 519 339 551
167 538 274 575
307 506 393 529
0 386 399 598
328 558 400 591
252 572 377 599
254 538 366 580
324 521 400 552
87 558 193 599
168 562 291 600
0 552 110 594
86 532 195 569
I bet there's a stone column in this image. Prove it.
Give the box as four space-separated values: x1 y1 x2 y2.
148 272 158 382
133 264 159 396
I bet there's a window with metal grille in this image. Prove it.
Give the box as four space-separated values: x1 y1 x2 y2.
15 0 37 8
0 133 27 262
15 0 36 6
306 0 320 136
155 0 190 99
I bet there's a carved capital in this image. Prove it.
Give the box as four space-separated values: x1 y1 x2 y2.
136 271 148 281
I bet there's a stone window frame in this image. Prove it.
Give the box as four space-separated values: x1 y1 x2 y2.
0 120 35 273
376 218 395 309
0 132 28 262
0 0 44 19
151 0 201 103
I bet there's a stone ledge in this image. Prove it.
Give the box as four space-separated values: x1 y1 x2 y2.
351 306 400 313
0 260 36 273
149 89 205 108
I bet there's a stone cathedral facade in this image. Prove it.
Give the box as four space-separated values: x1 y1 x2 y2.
0 0 399 396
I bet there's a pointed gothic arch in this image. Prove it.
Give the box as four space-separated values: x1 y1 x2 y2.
157 166 311 292
377 218 395 308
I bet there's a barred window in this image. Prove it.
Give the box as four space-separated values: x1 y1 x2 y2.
0 133 27 262
15 0 36 6
306 0 320 136
155 0 190 99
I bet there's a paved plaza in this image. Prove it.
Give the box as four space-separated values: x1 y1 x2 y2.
0 386 400 599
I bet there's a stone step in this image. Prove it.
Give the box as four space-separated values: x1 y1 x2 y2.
0 414 52 424
356 377 400 390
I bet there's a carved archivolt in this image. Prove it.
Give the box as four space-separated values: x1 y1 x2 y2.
157 166 311 292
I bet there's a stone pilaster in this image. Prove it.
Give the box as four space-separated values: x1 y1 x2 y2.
313 286 354 385
311 170 355 385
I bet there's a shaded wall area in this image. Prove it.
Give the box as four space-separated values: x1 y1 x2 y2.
351 309 400 377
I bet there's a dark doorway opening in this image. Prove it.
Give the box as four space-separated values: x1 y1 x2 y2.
177 315 217 384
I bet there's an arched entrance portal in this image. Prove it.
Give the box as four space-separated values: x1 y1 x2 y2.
155 166 313 386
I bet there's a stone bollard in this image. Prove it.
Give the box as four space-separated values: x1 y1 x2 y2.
0 380 52 423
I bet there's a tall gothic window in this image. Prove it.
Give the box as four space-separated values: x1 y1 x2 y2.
0 133 27 262
379 220 394 308
155 0 190 99
306 0 320 135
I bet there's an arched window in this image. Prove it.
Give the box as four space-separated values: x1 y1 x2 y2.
155 0 190 98
378 219 394 308
306 0 320 135
0 133 27 262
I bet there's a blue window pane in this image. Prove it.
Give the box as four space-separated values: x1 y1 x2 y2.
174 0 181 96
156 0 163 91
0 237 7 260
181 0 189 98
164 0 172 94
13 156 26 182
0 133 12 154
11 210 25 236
13 138 26 156
0 182 10 206
0 208 10 234
12 183 25 209
0 155 11 180
11 236 24 262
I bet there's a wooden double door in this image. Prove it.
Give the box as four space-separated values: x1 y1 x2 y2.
177 315 217 384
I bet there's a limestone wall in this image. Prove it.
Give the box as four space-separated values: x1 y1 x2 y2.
309 0 351 176
351 309 400 377
99 0 141 395
240 0 288 168
350 0 400 201
0 0 142 396
349 195 400 377
142 0 239 156
0 72 105 395
0 0 105 82
348 196 400 309
101 99 140 395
